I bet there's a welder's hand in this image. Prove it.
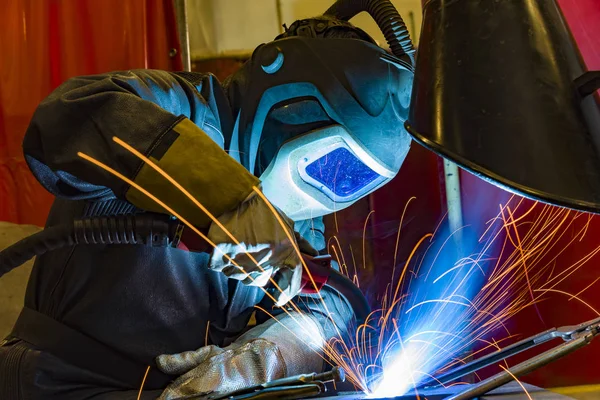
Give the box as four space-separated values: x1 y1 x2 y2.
207 191 317 307
156 340 283 400
156 313 324 400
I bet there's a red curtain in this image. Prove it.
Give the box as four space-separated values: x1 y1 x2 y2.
0 0 182 226
560 0 600 70
460 0 600 388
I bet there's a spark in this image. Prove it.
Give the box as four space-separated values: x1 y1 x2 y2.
363 210 375 273
392 233 433 303
349 245 359 282
84 137 600 398
77 147 349 377
534 289 600 317
137 366 151 400
569 277 600 301
339 198 600 398
393 197 417 276
499 364 533 400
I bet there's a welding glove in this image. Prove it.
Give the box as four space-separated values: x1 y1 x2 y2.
207 191 317 307
156 312 325 400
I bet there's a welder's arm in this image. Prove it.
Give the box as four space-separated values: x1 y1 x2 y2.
23 69 258 229
23 70 312 303
291 284 356 344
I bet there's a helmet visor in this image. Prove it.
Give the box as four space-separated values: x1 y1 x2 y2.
299 146 387 202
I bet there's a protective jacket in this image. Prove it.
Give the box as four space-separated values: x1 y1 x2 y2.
0 70 336 399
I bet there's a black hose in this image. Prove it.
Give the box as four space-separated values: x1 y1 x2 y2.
72 214 174 247
324 0 415 62
325 269 371 323
0 214 177 279
0 225 75 278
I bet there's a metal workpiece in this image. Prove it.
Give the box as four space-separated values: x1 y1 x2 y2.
196 367 346 400
321 382 574 399
195 318 599 400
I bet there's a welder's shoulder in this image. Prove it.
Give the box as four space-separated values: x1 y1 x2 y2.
119 69 221 95
30 68 224 137
41 69 215 102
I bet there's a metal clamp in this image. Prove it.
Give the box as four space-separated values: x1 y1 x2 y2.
417 317 600 400
421 317 600 390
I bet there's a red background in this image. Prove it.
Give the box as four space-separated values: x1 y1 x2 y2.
0 0 181 225
1 0 600 389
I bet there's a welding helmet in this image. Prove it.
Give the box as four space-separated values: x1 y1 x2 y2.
227 5 415 221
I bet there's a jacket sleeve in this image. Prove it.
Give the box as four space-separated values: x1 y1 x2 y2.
23 69 258 228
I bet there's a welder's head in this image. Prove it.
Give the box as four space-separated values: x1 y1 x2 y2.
226 12 414 221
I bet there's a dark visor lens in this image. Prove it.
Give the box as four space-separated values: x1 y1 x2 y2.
302 147 383 200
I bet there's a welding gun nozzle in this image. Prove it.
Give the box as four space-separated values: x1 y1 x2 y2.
315 366 346 384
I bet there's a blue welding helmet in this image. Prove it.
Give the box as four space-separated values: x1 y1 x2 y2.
227 34 414 220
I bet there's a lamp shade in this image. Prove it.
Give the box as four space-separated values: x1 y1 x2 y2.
406 0 600 213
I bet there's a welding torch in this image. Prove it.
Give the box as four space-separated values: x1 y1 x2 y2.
178 218 371 321
172 367 346 400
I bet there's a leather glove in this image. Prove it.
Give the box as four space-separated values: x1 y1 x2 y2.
207 191 317 307
156 313 324 400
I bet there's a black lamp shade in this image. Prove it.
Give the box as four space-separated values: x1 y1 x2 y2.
406 0 600 213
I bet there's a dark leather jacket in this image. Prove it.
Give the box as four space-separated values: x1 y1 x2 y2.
0 70 329 399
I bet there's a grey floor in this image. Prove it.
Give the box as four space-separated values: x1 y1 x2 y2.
0 222 41 338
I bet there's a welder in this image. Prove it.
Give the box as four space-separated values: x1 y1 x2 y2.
0 1 415 399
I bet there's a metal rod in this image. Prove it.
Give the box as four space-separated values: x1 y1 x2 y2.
275 0 285 34
408 11 417 46
174 0 191 71
423 328 557 388
443 160 463 244
445 334 593 400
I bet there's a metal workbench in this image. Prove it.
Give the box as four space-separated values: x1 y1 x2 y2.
320 382 575 400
